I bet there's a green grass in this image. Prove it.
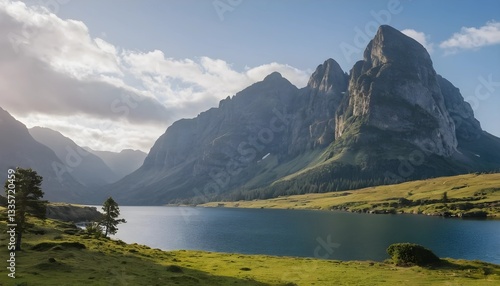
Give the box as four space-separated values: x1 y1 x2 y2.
203 173 500 218
0 212 499 285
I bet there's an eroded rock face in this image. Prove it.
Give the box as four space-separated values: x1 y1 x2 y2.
336 25 458 157
437 75 482 140
289 59 348 152
46 204 102 222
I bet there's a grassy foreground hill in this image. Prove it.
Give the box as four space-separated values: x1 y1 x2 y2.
0 211 499 285
203 173 500 218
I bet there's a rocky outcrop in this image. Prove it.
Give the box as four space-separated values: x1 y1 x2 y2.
336 25 457 157
290 59 348 151
437 75 482 140
46 204 102 222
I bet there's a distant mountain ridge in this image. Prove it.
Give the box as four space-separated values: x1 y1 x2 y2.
0 111 147 202
29 127 120 187
86 148 146 179
0 108 86 202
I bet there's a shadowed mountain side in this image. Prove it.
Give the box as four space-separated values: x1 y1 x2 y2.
29 127 120 187
0 107 86 202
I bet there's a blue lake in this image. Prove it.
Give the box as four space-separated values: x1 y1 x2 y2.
112 206 500 264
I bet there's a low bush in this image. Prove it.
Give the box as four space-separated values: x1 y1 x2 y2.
32 241 86 251
166 265 183 273
387 243 440 266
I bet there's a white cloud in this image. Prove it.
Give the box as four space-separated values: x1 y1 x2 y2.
1 1 122 79
0 0 310 152
401 29 434 54
440 21 500 52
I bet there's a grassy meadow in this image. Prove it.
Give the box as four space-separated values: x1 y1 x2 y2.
202 173 500 218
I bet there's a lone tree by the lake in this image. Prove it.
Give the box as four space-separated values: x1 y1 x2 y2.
101 197 126 237
4 168 47 250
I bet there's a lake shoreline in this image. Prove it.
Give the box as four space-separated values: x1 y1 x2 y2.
195 203 500 220
197 173 500 219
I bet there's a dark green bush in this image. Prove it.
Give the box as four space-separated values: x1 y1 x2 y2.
166 265 183 273
32 241 86 251
387 243 440 266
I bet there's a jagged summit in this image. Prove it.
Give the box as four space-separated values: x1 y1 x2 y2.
365 25 432 67
337 24 457 157
307 58 348 95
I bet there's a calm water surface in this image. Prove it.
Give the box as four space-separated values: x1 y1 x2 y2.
112 206 500 264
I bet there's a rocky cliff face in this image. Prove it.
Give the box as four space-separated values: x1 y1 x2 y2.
46 204 102 222
336 25 457 157
437 75 482 141
289 59 348 152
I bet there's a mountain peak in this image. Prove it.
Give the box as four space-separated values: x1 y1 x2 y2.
337 25 457 157
263 71 283 82
307 58 347 94
365 25 431 67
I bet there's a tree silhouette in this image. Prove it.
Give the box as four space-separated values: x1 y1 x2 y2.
4 168 47 250
100 197 126 237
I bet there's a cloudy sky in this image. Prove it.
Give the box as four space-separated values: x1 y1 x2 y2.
1 0 499 152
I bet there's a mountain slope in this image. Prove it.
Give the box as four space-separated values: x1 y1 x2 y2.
97 25 500 205
86 148 146 179
98 72 303 204
0 107 86 202
29 127 119 187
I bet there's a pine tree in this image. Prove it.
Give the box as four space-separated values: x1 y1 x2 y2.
4 168 47 250
100 197 126 237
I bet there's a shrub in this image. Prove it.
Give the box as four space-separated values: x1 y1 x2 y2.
387 243 440 266
166 265 183 273
32 242 86 251
84 222 103 238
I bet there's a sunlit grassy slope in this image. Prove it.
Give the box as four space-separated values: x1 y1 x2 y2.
0 211 499 285
203 173 500 217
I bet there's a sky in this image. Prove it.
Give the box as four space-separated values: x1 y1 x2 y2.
0 0 499 153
